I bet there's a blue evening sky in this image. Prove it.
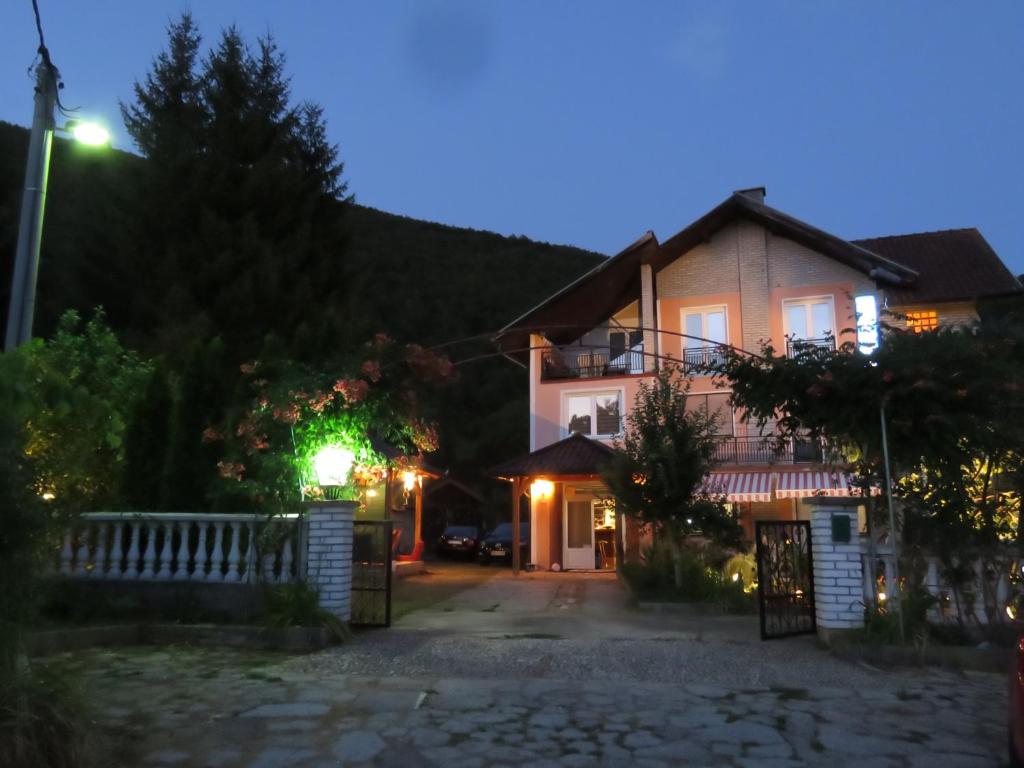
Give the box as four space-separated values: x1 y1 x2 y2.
2 2 1022 273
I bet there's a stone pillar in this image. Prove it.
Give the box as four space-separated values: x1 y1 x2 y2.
807 499 865 643
305 500 356 622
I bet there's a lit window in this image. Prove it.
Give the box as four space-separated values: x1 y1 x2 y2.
906 310 938 333
855 295 878 353
566 392 622 437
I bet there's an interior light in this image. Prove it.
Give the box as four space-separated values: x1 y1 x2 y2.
312 445 355 487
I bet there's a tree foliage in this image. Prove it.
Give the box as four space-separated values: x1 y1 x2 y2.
603 367 743 587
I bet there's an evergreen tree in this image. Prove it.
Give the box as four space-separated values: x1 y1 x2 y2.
121 363 174 509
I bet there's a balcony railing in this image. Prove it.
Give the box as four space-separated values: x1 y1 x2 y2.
681 345 726 374
541 348 645 381
711 436 837 466
786 336 836 357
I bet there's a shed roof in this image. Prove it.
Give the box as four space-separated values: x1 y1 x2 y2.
489 433 617 478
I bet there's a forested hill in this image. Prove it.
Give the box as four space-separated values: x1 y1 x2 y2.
0 120 606 482
0 120 604 346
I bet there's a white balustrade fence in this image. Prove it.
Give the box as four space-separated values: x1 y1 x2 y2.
60 513 302 584
861 543 1021 625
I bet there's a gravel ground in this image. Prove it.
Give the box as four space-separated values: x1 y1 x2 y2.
293 629 941 691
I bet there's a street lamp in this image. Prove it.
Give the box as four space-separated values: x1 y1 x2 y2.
4 59 109 351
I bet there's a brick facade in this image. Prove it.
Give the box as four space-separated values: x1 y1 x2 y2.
304 500 355 622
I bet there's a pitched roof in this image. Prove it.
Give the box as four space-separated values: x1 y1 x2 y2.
489 433 617 478
852 228 1021 304
494 190 919 361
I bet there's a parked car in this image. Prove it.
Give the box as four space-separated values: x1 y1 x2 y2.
1010 632 1024 767
436 525 480 559
478 522 530 566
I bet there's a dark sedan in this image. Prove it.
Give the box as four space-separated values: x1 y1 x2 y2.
435 525 481 559
478 522 530 566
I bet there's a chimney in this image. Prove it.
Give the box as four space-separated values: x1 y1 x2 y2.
735 186 766 203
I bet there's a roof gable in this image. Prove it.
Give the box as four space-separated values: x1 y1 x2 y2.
489 433 617 478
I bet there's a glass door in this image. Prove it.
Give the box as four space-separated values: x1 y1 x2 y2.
564 499 595 570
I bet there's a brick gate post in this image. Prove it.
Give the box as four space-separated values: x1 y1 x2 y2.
304 500 356 622
806 498 866 644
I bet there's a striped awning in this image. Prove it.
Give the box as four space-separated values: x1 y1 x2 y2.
775 471 866 499
705 472 773 503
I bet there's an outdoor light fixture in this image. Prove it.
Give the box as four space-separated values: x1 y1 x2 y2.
66 119 110 146
732 573 740 582
878 591 888 602
365 488 378 498
312 445 355 487
402 470 417 492
530 479 554 499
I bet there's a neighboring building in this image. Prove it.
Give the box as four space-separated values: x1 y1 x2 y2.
492 187 1021 572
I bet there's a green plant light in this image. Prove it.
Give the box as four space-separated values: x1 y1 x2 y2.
312 445 355 487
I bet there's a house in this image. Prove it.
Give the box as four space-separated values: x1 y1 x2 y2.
492 187 1021 572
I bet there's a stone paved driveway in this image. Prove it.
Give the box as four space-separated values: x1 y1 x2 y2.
58 646 1004 767
54 568 1010 766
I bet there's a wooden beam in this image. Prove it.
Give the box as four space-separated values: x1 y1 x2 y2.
512 477 523 576
414 478 423 546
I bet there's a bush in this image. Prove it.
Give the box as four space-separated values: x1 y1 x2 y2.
0 665 84 768
621 541 755 614
264 582 350 641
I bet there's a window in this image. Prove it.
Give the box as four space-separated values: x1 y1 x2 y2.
855 295 879 353
566 391 622 437
906 310 938 333
684 392 734 436
783 297 835 341
682 306 727 369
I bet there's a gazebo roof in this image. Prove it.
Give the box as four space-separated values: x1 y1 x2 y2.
489 433 617 479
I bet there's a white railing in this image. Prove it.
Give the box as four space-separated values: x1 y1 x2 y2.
60 512 302 584
860 541 1021 625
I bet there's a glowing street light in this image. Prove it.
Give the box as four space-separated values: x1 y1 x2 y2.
67 120 110 147
312 445 355 488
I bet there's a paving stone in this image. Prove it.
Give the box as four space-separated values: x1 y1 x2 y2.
239 702 330 718
249 746 317 768
623 729 662 749
201 748 241 767
146 749 189 764
697 721 786 746
332 730 387 763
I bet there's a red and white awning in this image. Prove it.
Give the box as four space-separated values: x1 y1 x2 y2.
775 471 871 499
705 472 773 503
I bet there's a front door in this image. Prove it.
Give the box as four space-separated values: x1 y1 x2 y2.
564 499 595 570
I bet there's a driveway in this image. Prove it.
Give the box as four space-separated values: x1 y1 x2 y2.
58 565 1009 766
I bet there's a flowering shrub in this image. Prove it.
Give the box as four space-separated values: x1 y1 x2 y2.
209 335 454 512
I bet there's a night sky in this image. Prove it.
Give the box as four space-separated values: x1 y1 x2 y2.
2 1 1021 273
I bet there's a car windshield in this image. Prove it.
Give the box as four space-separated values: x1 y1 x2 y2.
488 523 529 538
444 526 477 537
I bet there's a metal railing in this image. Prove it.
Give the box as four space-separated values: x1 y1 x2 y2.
681 345 726 374
541 348 645 380
786 336 835 357
711 436 834 466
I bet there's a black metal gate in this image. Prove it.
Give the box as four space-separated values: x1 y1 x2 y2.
755 521 816 640
351 520 392 627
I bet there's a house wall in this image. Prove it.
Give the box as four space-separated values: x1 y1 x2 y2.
530 483 564 570
533 374 650 450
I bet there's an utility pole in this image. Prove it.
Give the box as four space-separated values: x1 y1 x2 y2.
5 58 58 350
879 402 905 642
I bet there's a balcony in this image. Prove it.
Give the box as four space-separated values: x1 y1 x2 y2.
541 347 645 381
786 336 836 357
711 436 837 466
681 345 726 375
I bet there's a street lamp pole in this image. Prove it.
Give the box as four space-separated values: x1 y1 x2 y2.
5 59 58 351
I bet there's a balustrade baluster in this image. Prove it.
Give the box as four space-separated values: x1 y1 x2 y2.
60 530 73 576
124 522 141 579
156 523 173 580
140 521 157 579
74 529 90 577
262 551 277 582
280 537 294 583
225 521 242 582
108 523 125 579
209 522 226 581
192 522 210 581
90 523 108 578
173 521 191 580
243 522 257 583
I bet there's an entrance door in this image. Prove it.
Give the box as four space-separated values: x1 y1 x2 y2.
564 500 595 570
